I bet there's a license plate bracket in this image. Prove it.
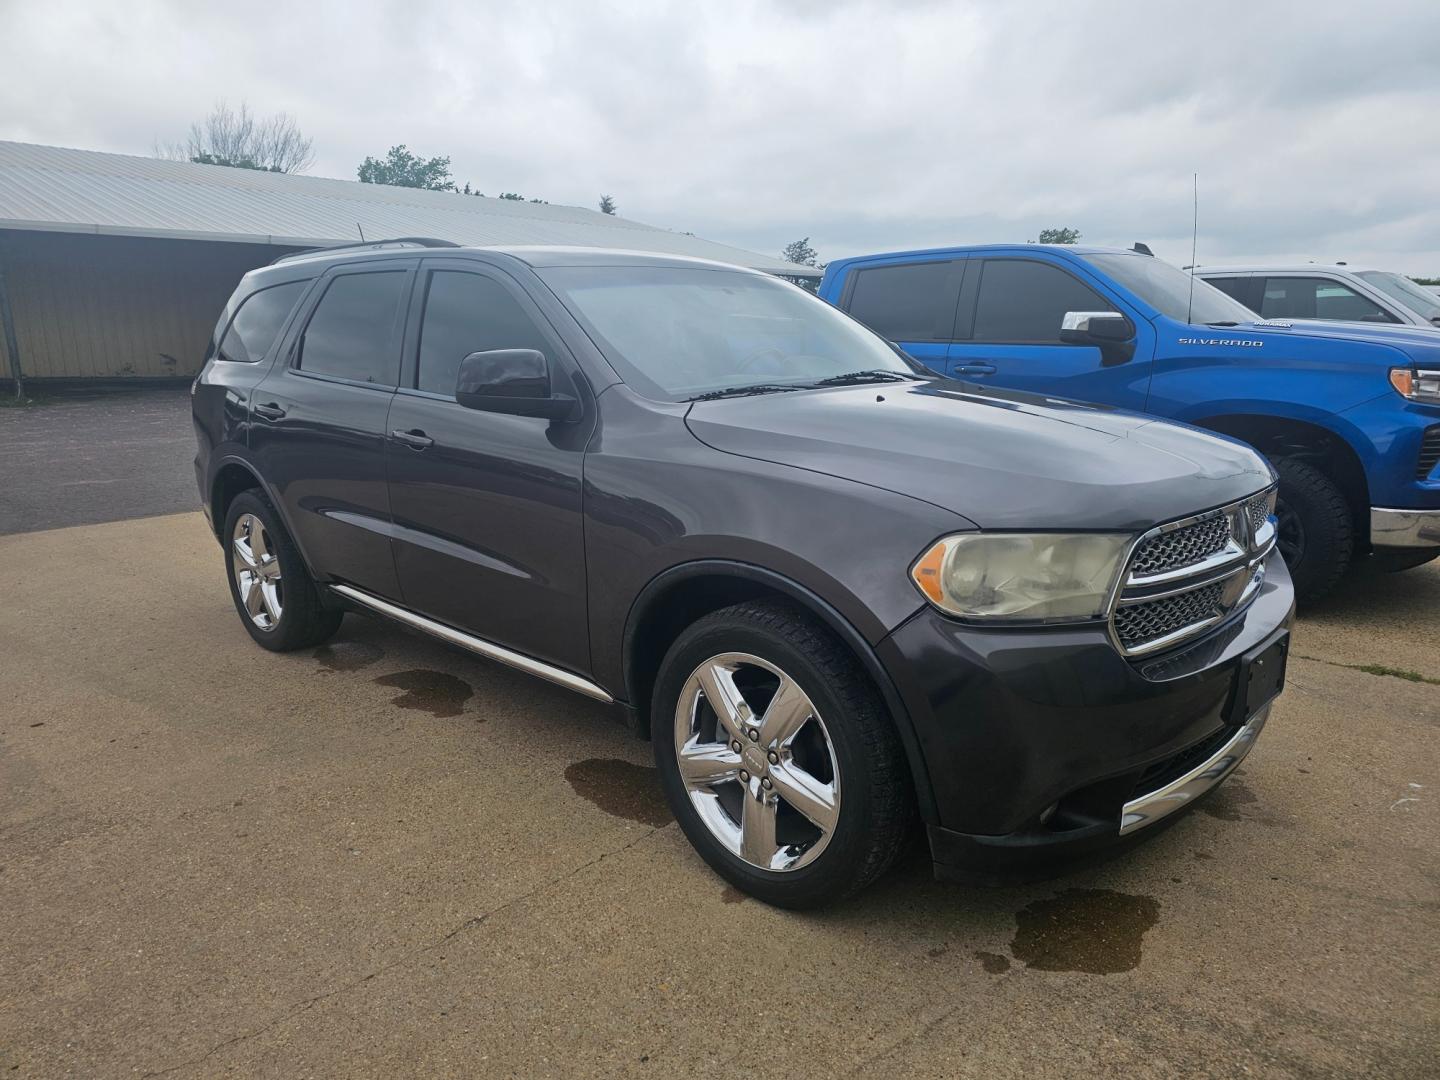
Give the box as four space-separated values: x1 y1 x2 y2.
1230 631 1289 725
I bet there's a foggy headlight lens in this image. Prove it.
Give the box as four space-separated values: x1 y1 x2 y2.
910 533 1130 621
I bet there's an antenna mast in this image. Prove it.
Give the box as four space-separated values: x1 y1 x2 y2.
1186 173 1198 325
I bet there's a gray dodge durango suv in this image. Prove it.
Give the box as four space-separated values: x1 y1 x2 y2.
193 238 1294 908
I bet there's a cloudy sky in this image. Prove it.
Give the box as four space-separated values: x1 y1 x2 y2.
3 0 1439 272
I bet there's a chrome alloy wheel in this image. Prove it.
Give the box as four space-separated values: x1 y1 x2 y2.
673 652 840 872
231 513 283 630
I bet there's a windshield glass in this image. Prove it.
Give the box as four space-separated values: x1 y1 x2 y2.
1080 252 1257 324
1357 271 1440 321
538 266 918 401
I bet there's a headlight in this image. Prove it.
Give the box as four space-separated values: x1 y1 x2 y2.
910 533 1130 621
1390 368 1440 403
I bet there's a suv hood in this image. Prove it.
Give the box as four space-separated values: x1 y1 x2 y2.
686 380 1272 532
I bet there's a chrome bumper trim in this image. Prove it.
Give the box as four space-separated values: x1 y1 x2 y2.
330 584 614 703
1119 704 1270 835
1370 506 1440 549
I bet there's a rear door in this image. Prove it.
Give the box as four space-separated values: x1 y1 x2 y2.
835 258 965 373
249 259 415 600
944 256 1153 410
383 258 594 674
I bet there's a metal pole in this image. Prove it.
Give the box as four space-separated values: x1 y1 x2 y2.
0 232 25 400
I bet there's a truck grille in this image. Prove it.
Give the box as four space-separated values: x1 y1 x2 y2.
1418 425 1440 481
1110 488 1276 657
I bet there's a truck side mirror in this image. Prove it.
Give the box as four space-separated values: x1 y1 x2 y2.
455 349 580 421
1059 311 1136 365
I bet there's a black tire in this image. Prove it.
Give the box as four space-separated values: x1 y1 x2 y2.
222 490 343 651
1272 457 1354 602
651 599 912 909
1360 548 1440 575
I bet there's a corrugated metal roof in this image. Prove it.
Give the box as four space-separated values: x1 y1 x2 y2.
0 141 818 277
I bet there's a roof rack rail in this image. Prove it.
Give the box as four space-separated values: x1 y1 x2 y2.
269 237 461 266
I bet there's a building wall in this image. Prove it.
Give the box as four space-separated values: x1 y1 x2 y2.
0 230 300 380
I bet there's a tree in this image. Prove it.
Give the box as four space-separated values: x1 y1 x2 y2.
158 101 314 173
781 237 825 293
357 145 455 191
497 192 548 203
1037 227 1081 245
598 194 617 215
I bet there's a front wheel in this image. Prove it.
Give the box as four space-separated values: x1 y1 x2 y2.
652 600 912 909
1271 457 1354 602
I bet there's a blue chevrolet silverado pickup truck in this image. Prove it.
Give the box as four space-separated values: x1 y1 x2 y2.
818 244 1440 600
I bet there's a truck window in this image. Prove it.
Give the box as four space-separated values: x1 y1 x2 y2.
415 271 552 396
217 280 309 364
844 261 958 341
1204 277 1261 311
296 270 408 386
972 259 1114 343
1261 277 1397 323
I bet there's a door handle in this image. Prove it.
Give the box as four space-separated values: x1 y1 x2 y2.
953 363 997 376
253 402 287 420
391 428 434 450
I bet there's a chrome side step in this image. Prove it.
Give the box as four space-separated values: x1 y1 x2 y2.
330 584 614 704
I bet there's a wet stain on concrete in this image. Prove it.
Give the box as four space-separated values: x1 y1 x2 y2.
314 641 385 672
373 669 473 718
974 950 1010 974
720 885 747 905
564 758 673 827
1199 778 1258 822
1010 888 1160 974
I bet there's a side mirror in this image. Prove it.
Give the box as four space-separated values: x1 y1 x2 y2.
455 349 579 421
1059 311 1136 365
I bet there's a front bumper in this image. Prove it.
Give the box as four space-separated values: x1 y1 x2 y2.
876 552 1294 882
1370 506 1440 549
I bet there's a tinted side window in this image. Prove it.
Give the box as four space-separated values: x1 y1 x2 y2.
844 262 958 341
217 280 308 363
1205 277 1256 308
297 271 407 385
416 271 552 396
972 260 1113 343
1261 277 1396 323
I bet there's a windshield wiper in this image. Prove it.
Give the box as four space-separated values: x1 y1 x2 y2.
1205 321 1241 327
687 383 808 402
809 369 917 387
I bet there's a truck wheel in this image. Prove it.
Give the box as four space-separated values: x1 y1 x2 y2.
1271 457 1353 602
224 491 344 651
651 599 912 909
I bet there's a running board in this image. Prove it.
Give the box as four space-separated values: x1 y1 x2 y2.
329 584 614 704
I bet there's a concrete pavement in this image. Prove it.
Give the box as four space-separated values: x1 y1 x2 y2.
1 512 1437 1078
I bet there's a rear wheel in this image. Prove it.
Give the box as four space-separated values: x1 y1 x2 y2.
652 600 911 909
1271 457 1354 602
223 491 342 651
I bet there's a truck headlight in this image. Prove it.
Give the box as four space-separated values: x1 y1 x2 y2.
910 533 1130 621
1390 368 1440 403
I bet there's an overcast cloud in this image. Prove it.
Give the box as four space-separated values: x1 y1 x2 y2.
2 0 1439 272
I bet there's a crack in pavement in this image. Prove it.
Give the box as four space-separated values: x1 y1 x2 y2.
138 824 666 1077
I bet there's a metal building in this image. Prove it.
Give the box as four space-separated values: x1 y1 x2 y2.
0 141 815 387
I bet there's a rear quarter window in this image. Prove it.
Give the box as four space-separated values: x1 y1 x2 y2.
843 261 960 341
216 280 310 364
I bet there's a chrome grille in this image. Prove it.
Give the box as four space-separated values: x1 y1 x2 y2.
1129 513 1230 577
1246 491 1273 535
1110 486 1277 657
1114 582 1224 651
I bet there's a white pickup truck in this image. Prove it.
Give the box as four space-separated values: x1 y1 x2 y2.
1196 263 1440 330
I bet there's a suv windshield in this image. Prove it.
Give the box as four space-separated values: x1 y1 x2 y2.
1357 271 1440 322
1081 252 1257 325
538 266 918 401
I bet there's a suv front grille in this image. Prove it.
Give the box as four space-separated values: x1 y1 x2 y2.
1129 513 1230 577
1110 488 1276 657
1114 581 1225 650
1418 425 1440 481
